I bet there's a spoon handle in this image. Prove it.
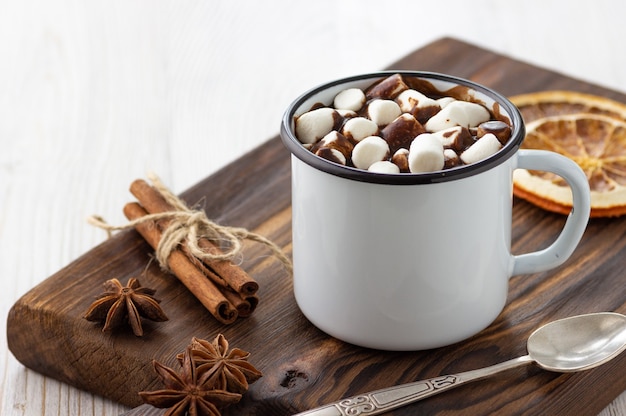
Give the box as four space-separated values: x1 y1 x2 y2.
293 355 533 416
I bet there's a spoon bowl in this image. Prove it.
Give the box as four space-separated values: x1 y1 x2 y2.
528 312 626 372
296 312 626 416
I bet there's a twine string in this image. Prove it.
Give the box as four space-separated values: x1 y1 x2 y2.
87 174 292 275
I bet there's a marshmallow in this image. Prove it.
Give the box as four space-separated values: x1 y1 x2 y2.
351 136 390 170
365 73 408 100
432 126 463 147
315 147 347 165
454 102 490 127
342 117 379 142
368 160 400 174
391 148 409 173
443 148 460 168
437 96 456 108
367 99 402 126
424 101 490 132
460 133 502 165
337 109 357 118
333 88 366 112
314 130 354 158
425 103 466 132
381 113 425 154
295 107 338 144
396 89 439 113
431 126 473 151
409 133 444 173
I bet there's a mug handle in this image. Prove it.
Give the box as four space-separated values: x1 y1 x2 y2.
511 149 591 276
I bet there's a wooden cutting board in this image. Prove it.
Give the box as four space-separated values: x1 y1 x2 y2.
8 37 626 416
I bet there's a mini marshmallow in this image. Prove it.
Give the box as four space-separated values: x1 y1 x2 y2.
409 133 444 173
424 101 490 132
367 99 402 126
315 130 354 158
368 160 400 174
431 126 473 151
437 96 456 108
443 148 460 168
462 102 491 126
460 133 502 165
365 73 408 100
333 88 366 112
396 89 439 113
381 113 425 154
424 102 466 132
444 148 458 160
295 107 338 144
351 136 390 170
337 109 357 118
396 89 421 112
315 147 346 165
391 148 409 172
342 117 379 142
431 126 464 147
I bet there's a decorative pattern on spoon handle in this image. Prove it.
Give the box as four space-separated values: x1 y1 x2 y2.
294 356 535 416
294 375 459 416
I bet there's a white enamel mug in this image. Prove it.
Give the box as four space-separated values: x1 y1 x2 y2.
280 72 591 351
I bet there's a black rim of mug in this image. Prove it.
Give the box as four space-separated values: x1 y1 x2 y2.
280 71 525 185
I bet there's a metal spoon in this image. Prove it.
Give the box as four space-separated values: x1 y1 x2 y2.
294 312 626 416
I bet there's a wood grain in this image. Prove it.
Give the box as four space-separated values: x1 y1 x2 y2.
7 38 626 416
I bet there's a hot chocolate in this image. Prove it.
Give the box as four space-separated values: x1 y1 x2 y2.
294 73 512 174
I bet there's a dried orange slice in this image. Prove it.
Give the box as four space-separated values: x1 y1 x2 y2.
512 90 626 124
510 91 626 217
513 114 626 217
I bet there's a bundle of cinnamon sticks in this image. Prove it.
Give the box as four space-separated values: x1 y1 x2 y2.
123 179 258 324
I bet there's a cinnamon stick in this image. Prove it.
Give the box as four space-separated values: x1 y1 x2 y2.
185 251 230 289
129 179 259 295
222 290 259 318
181 253 259 317
123 202 238 324
196 238 259 296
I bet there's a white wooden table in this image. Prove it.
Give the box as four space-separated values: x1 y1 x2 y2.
1 1 625 414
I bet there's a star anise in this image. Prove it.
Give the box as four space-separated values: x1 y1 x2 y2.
139 345 242 416
83 277 168 336
179 334 263 394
